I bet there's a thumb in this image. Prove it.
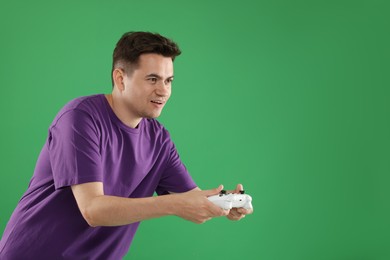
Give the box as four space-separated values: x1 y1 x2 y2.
235 183 244 193
226 184 244 194
202 185 224 197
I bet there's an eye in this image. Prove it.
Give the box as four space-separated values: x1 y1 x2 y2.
165 78 174 84
147 77 157 84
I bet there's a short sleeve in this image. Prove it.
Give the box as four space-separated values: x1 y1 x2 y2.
155 141 197 195
48 109 103 189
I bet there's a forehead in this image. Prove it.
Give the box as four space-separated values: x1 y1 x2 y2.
135 53 174 76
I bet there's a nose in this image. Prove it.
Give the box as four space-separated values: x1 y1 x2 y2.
155 82 170 97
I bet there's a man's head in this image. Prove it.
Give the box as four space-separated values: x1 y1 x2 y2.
112 31 181 86
109 32 181 127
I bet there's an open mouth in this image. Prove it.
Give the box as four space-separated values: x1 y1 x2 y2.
151 100 164 105
150 100 165 106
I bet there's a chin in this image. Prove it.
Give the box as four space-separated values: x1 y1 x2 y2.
145 113 162 119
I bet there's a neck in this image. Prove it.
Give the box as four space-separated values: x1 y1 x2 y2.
105 93 141 129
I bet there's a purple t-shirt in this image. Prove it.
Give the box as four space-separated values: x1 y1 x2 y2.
0 94 197 259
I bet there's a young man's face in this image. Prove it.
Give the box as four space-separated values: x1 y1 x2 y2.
121 53 174 121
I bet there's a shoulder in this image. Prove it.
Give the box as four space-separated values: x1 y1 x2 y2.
61 94 104 114
51 94 105 127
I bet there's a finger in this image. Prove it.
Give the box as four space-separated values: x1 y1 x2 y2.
227 212 245 221
220 209 230 216
228 208 242 218
225 184 244 194
235 184 244 193
203 184 224 197
207 203 229 217
237 208 253 215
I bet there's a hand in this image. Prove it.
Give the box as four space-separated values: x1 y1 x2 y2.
172 185 229 224
226 184 253 221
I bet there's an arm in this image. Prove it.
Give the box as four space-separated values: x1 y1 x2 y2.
71 182 228 227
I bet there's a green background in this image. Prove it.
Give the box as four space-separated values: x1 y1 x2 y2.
1 0 389 259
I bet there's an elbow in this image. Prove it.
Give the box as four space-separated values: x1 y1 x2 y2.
80 206 100 227
85 218 99 228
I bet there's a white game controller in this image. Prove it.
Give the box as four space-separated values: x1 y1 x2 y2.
208 190 253 210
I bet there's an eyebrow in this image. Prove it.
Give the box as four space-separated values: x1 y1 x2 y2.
145 73 174 80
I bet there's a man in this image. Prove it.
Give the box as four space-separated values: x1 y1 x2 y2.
0 31 253 259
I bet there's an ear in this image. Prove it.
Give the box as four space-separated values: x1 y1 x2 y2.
112 68 125 92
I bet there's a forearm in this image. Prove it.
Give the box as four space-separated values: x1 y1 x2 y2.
83 194 175 227
72 182 226 227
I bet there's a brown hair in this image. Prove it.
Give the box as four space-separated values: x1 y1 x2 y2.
111 31 181 86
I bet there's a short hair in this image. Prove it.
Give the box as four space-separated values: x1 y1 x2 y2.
111 31 182 86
